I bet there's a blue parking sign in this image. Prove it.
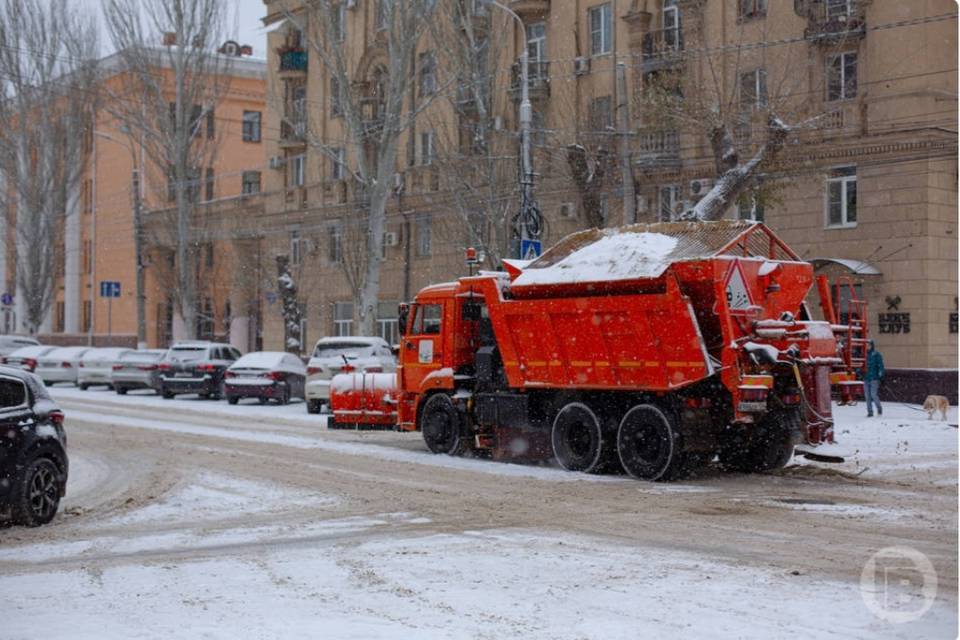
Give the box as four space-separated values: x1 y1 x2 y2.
100 281 121 298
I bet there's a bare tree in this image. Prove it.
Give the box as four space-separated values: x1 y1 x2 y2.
0 0 99 335
103 0 232 340
284 0 435 335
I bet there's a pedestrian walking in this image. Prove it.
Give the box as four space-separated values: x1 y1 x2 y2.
864 339 885 417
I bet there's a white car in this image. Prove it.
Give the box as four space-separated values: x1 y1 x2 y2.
0 335 40 357
36 346 92 386
305 337 396 414
2 345 56 373
78 347 136 390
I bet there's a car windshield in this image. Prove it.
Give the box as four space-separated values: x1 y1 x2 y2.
312 342 376 359
168 347 207 362
121 351 163 362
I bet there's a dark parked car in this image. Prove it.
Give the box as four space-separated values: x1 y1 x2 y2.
158 342 242 400
0 366 68 527
225 351 307 405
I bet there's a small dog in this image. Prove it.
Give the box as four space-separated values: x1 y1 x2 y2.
922 395 950 421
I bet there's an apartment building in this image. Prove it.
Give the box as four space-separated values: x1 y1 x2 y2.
257 0 955 377
25 45 267 349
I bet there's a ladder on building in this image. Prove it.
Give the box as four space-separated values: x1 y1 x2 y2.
816 275 869 373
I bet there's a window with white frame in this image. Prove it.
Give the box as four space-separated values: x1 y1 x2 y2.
826 52 857 101
739 69 768 111
419 130 435 166
333 301 353 337
289 154 305 187
738 0 767 19
290 230 302 265
826 166 857 227
826 0 851 19
663 0 681 50
377 301 399 346
658 184 682 221
589 4 612 56
328 224 342 263
737 194 765 222
526 22 546 78
415 216 432 257
419 51 437 96
331 147 346 180
242 110 262 142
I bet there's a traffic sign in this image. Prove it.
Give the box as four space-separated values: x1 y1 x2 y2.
99 281 121 298
520 239 542 261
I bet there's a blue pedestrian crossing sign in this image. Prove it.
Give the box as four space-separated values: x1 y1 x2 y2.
100 281 121 298
520 239 542 261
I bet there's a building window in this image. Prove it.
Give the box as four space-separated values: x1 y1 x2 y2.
84 239 93 274
333 301 353 337
328 224 342 264
298 303 308 352
197 298 214 340
377 301 398 346
55 301 65 333
290 230 302 266
330 76 343 117
737 194 765 222
663 0 681 50
589 3 612 56
376 0 391 30
588 95 613 134
826 52 857 101
289 154 306 187
658 184 681 222
204 167 215 201
419 51 437 96
826 166 857 227
415 216 432 257
81 179 92 214
82 300 91 332
242 170 261 195
332 2 346 43
242 111 262 142
739 69 768 111
738 0 767 19
331 147 346 180
526 22 546 78
206 108 215 139
419 130 435 166
826 0 851 19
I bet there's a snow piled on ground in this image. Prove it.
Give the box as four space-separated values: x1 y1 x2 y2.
513 231 678 286
1 527 954 639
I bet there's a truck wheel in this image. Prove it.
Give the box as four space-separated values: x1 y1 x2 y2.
616 404 683 481
720 409 798 473
552 402 607 473
420 394 467 456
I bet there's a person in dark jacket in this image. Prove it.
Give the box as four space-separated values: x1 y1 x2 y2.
864 339 885 417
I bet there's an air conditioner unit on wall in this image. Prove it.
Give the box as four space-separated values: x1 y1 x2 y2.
574 57 591 76
689 178 714 199
269 156 285 170
559 202 576 219
384 231 399 247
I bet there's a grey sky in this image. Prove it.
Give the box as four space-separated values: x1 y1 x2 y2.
79 0 269 59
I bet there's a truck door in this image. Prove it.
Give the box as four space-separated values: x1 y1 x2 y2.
400 302 444 393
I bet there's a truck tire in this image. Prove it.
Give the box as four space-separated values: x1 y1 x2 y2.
551 402 607 473
719 408 798 473
420 394 467 456
616 404 684 481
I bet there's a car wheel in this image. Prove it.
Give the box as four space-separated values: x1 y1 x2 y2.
116 386 127 395
258 397 268 405
12 457 62 527
78 383 88 391
279 388 290 405
162 389 175 399
227 395 239 405
306 400 321 414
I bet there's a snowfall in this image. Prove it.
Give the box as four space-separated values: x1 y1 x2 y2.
0 388 956 639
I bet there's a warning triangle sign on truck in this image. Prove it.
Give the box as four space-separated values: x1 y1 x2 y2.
724 261 753 314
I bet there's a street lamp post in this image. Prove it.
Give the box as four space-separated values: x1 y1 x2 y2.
486 1 541 259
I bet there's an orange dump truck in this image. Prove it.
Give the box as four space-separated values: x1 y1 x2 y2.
332 221 848 480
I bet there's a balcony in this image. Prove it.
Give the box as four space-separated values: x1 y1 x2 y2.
804 1 866 45
641 28 684 73
278 49 308 76
634 129 680 168
279 120 306 148
508 0 550 21
509 61 550 102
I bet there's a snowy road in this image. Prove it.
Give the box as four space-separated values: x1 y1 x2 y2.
0 386 956 639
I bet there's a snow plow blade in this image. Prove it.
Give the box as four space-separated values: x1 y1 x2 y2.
794 448 846 464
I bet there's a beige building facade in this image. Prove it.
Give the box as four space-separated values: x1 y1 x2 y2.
257 0 956 373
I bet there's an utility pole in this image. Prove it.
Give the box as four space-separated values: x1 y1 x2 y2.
617 62 636 224
131 167 147 349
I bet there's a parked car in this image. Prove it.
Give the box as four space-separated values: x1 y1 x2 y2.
111 349 167 395
1 345 55 373
305 337 396 414
36 346 92 386
77 348 135 390
158 341 241 399
0 366 68 527
0 335 39 357
225 351 307 405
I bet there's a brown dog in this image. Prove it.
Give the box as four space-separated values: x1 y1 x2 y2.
922 395 950 421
